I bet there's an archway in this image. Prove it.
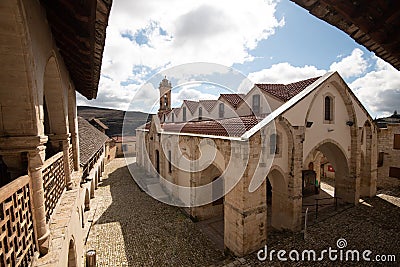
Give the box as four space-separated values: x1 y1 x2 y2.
305 140 352 204
266 167 288 230
67 239 77 267
193 163 224 251
43 57 68 159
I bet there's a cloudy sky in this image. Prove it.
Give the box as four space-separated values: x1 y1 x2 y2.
77 0 400 118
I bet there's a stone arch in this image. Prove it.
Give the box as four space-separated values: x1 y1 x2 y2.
306 139 353 203
43 56 68 134
84 189 90 211
266 165 289 230
67 238 77 267
276 116 295 175
43 56 68 158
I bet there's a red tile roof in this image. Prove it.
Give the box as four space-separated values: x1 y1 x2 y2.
219 94 245 109
256 77 320 102
199 100 218 112
183 100 199 114
162 116 261 137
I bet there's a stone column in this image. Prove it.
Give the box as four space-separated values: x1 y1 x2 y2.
62 137 73 189
28 145 50 255
224 139 267 257
71 131 80 171
50 134 72 189
286 126 305 231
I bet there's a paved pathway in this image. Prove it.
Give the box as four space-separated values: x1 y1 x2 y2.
86 158 224 266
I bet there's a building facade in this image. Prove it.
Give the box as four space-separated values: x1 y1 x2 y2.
376 112 400 190
0 0 111 266
137 72 378 256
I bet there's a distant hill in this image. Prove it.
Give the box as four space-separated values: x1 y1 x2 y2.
77 106 151 136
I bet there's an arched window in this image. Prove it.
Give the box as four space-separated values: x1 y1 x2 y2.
198 107 202 120
219 103 224 118
253 94 260 115
270 133 279 155
182 107 187 122
324 96 333 121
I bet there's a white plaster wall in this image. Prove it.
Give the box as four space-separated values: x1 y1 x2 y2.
237 86 283 117
285 82 352 161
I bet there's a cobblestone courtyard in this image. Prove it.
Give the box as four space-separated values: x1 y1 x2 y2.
86 158 225 266
87 158 399 266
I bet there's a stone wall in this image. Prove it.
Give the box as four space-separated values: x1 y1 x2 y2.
377 124 400 190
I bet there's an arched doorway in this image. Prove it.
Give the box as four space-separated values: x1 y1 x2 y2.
266 168 288 230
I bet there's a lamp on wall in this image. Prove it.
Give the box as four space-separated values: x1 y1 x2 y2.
306 121 314 128
346 121 354 126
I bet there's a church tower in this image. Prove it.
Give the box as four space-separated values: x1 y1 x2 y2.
158 76 172 112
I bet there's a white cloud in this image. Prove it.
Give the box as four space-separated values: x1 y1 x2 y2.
329 48 367 78
244 50 400 118
172 86 217 107
100 0 284 85
87 0 284 111
247 62 326 84
350 57 400 117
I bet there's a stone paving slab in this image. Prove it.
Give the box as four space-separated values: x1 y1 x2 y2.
86 158 225 266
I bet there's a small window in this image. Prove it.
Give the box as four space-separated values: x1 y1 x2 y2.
394 134 400 149
270 134 279 155
168 150 172 173
219 103 224 118
182 107 187 122
253 94 260 115
324 96 333 121
198 107 202 121
171 113 175 122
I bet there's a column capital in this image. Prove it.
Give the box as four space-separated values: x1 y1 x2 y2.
28 145 46 171
0 135 48 154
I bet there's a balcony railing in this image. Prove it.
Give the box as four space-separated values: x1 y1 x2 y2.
68 146 74 173
42 151 66 222
0 175 37 266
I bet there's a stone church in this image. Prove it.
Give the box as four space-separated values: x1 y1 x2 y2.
137 72 378 256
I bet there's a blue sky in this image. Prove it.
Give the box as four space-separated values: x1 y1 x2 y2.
77 0 400 118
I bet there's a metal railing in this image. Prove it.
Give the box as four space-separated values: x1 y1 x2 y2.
303 196 341 219
42 151 66 222
0 175 37 266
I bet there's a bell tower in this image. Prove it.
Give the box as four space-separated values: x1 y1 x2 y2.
158 76 172 112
